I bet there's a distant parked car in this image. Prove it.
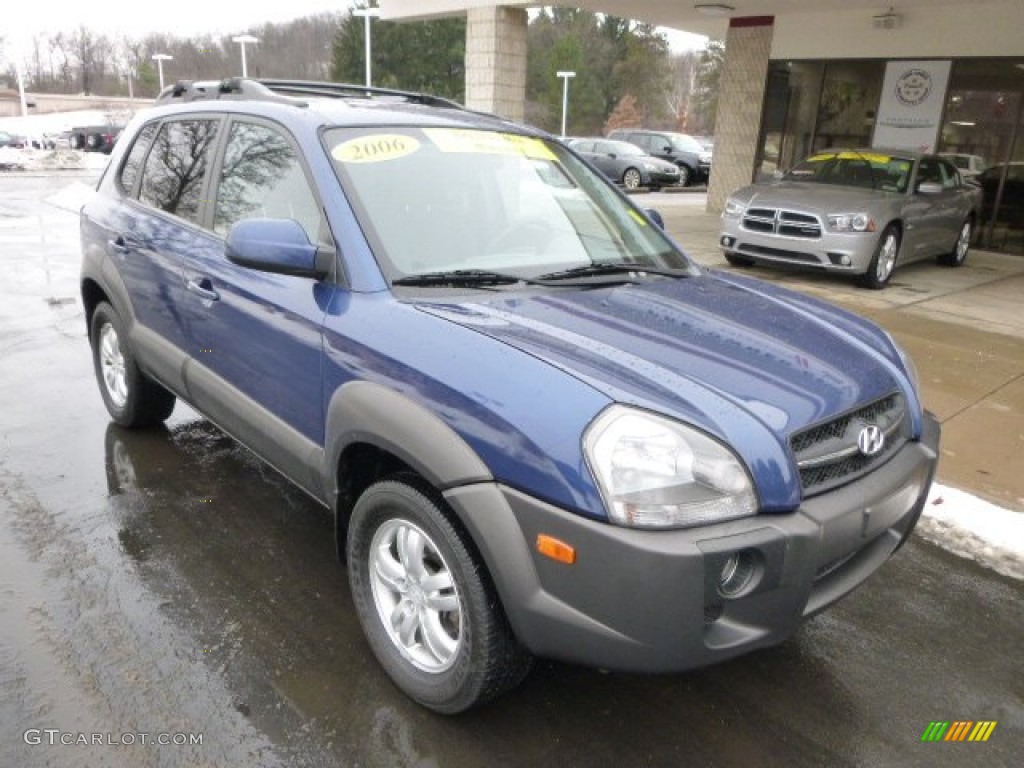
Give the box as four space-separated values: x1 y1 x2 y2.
720 149 982 288
607 129 711 186
69 124 122 154
976 161 1024 226
568 137 680 190
940 153 986 181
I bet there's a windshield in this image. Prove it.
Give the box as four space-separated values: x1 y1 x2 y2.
785 150 914 193
604 140 645 157
325 126 692 282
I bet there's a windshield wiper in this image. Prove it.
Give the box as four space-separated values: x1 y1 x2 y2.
536 262 690 281
392 269 527 287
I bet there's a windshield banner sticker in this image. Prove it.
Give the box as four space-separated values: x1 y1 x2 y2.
424 129 556 161
333 134 421 163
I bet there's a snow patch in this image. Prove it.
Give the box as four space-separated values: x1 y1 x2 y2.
921 483 1024 580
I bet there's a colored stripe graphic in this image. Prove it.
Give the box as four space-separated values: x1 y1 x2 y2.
921 720 996 742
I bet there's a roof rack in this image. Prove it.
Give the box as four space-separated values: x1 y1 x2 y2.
257 79 464 110
154 77 464 111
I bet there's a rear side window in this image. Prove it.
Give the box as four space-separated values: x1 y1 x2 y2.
117 123 157 195
139 119 220 224
213 122 321 242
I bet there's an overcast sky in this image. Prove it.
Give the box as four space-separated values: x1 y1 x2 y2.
2 1 705 54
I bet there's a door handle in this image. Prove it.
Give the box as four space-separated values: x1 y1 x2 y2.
185 276 220 302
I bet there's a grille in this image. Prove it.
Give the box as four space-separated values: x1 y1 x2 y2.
791 394 908 495
742 208 822 239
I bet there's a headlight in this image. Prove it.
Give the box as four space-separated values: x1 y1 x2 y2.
827 213 876 232
723 197 746 218
584 406 758 529
699 152 713 164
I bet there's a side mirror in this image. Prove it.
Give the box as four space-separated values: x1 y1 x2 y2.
225 218 327 279
643 208 665 230
607 153 617 159
916 181 944 195
663 145 674 154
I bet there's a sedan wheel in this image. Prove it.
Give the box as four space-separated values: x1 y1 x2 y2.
859 225 901 289
940 219 972 267
622 168 642 190
678 165 692 187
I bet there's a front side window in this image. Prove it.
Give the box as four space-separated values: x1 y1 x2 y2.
326 126 691 281
214 122 321 241
138 119 220 223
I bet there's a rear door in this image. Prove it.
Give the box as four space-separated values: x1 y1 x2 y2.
108 117 222 394
179 117 335 493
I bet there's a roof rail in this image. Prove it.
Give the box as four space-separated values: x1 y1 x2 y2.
256 79 464 110
155 78 303 106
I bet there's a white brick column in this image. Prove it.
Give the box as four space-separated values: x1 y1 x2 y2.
465 6 527 122
706 17 774 213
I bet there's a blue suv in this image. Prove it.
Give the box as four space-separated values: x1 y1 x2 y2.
81 79 939 713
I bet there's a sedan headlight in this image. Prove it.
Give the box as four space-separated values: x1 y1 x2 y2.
699 152 713 164
584 406 757 529
827 213 876 232
723 197 746 218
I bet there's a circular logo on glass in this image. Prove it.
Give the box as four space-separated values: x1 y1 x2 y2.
895 69 932 107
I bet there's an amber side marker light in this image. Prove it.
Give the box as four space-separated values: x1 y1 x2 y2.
537 534 576 564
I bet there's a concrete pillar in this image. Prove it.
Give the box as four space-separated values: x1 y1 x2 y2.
706 17 774 213
465 6 527 122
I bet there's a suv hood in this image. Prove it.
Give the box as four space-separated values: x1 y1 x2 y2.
418 272 909 505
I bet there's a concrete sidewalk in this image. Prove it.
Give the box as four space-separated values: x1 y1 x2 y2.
652 193 1024 512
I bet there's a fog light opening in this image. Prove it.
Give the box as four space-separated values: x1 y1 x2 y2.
721 236 735 247
718 549 758 598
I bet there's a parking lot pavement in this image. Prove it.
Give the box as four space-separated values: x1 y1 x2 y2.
652 193 1024 514
1 173 1021 766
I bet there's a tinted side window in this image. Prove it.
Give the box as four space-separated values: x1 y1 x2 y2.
139 119 220 224
938 159 959 188
118 123 157 196
214 122 321 241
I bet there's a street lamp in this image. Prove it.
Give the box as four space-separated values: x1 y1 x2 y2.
152 54 173 91
352 6 381 88
232 35 259 78
557 70 576 138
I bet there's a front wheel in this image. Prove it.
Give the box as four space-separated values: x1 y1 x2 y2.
347 477 532 713
678 164 692 187
90 302 176 427
859 225 901 289
939 218 972 267
622 167 642 190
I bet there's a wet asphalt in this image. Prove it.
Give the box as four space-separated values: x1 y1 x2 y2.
0 173 1021 767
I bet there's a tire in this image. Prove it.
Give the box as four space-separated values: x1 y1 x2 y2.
678 164 692 187
347 477 532 713
90 302 176 427
724 252 755 267
70 133 82 150
939 218 972 267
622 167 642 190
86 133 100 150
858 224 901 289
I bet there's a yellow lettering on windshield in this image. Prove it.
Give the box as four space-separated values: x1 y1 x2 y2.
424 128 557 161
333 134 421 163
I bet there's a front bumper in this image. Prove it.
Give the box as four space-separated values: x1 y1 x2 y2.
446 412 939 673
720 217 878 273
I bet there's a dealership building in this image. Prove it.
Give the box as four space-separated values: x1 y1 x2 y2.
379 0 1024 253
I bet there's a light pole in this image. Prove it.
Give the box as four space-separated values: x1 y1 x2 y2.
352 7 381 88
557 70 576 138
232 35 259 78
152 54 173 91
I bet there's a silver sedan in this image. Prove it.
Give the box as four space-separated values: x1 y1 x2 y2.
720 149 983 288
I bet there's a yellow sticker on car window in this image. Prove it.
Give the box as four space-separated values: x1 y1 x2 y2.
424 128 557 161
628 210 648 227
332 134 420 163
807 151 893 164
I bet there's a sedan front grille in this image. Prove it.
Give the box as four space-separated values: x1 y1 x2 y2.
791 394 908 496
742 208 822 239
